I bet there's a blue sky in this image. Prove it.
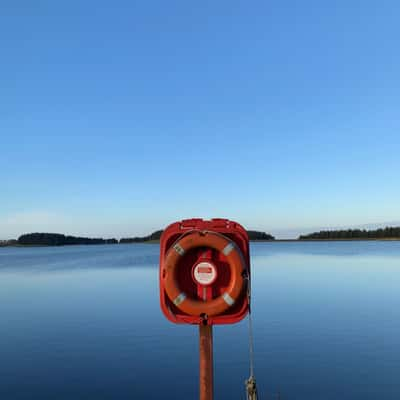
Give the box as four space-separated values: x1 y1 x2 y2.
1 1 399 239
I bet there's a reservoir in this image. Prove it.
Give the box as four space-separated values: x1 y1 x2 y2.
0 241 399 399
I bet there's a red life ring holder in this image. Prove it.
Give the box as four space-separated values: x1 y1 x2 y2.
163 230 246 317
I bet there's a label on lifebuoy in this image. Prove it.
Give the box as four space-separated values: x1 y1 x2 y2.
193 262 217 286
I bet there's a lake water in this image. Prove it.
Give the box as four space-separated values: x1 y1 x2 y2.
0 242 399 399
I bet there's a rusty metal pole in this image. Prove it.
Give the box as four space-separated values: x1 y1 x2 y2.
199 324 213 400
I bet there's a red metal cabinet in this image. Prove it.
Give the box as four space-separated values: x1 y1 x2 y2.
159 218 250 325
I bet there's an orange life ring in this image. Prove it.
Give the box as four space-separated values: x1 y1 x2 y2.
162 230 246 317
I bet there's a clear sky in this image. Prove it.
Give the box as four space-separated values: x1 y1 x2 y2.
1 1 399 239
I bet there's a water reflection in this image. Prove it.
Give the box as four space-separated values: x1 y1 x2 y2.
0 242 399 399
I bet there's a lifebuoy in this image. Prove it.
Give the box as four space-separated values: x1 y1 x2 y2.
162 230 246 317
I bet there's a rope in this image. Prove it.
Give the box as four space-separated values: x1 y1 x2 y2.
245 376 258 400
245 274 258 400
247 315 256 381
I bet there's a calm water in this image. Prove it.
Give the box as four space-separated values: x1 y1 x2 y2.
0 242 399 399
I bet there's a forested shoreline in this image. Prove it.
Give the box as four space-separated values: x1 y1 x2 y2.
120 230 164 243
17 233 118 246
2 227 400 247
299 227 400 240
1 229 275 246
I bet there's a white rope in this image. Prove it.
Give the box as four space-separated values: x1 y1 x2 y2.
245 274 258 400
248 312 255 378
247 277 255 378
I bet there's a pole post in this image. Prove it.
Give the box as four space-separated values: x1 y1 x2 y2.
199 323 213 400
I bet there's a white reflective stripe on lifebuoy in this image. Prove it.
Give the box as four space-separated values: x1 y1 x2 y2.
173 292 187 306
222 242 235 256
222 292 235 306
173 243 185 256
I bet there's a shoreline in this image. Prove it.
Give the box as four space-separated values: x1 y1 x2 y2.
263 238 400 242
2 238 400 248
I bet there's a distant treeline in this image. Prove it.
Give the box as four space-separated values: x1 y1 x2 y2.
120 230 163 243
299 226 400 240
13 229 275 246
18 233 118 246
5 228 400 246
0 239 17 247
247 231 275 241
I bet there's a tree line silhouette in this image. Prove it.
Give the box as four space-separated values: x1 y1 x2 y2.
246 231 275 241
18 233 118 246
16 229 275 246
120 230 164 243
11 227 400 245
0 239 17 247
299 226 400 240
